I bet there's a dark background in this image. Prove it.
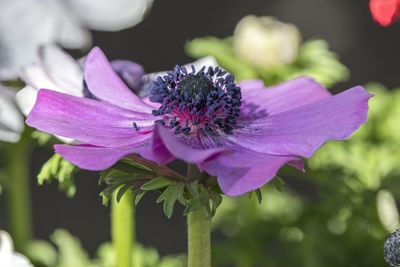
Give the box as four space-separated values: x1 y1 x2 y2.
1 0 400 258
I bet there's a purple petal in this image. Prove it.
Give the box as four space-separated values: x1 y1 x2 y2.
201 150 300 196
239 77 332 120
111 60 144 93
55 144 137 171
231 86 372 158
155 125 224 163
27 89 154 147
84 47 153 112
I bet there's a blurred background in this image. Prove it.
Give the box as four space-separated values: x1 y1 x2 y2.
1 0 400 266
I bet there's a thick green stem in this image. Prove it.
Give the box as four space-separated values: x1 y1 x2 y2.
187 164 212 267
187 207 212 267
6 129 32 252
112 189 134 267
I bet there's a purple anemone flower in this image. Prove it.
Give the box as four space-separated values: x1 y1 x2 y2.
26 47 371 196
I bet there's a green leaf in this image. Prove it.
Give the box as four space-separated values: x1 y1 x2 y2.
31 130 53 146
134 191 146 205
116 184 133 202
157 183 185 218
141 176 171 191
37 154 78 197
255 189 263 204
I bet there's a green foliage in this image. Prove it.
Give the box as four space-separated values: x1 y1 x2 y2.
100 157 223 218
211 84 399 267
186 37 349 87
38 154 78 197
31 130 54 146
26 229 186 267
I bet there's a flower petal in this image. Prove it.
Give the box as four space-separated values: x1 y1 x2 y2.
55 136 174 171
16 86 39 116
66 0 153 31
201 150 300 196
38 45 84 94
111 60 144 94
155 124 224 163
231 86 372 158
55 144 137 171
239 77 332 120
84 47 153 112
0 85 24 143
27 89 154 147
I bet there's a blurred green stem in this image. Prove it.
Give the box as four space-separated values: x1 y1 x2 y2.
112 189 134 267
187 164 212 267
6 128 33 252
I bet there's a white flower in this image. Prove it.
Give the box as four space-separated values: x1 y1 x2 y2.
0 0 153 80
0 85 24 143
0 231 33 267
233 15 301 69
16 45 84 116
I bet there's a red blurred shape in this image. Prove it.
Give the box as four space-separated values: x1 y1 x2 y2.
370 0 400 26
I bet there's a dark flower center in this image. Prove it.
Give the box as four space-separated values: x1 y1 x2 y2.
149 65 242 138
178 74 215 104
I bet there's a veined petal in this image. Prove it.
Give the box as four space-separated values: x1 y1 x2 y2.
231 86 372 158
155 124 224 163
55 135 174 171
239 77 332 120
55 144 138 171
84 47 153 112
27 89 154 147
201 150 300 196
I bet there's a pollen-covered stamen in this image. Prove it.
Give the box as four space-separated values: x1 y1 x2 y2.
149 65 242 138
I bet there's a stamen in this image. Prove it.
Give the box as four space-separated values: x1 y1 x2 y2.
149 65 242 140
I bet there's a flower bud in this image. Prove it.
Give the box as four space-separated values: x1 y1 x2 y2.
233 15 301 69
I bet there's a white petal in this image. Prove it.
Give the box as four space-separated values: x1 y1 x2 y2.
0 231 33 267
0 0 90 80
38 45 84 95
0 85 24 143
15 86 37 116
67 0 154 31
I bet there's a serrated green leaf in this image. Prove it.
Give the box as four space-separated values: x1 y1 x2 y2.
134 191 146 205
112 161 153 177
116 184 133 202
157 183 185 218
141 176 171 191
186 181 200 198
37 153 78 197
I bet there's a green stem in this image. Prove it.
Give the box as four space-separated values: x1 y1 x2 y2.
187 207 212 267
187 164 212 267
6 129 33 252
112 189 134 267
